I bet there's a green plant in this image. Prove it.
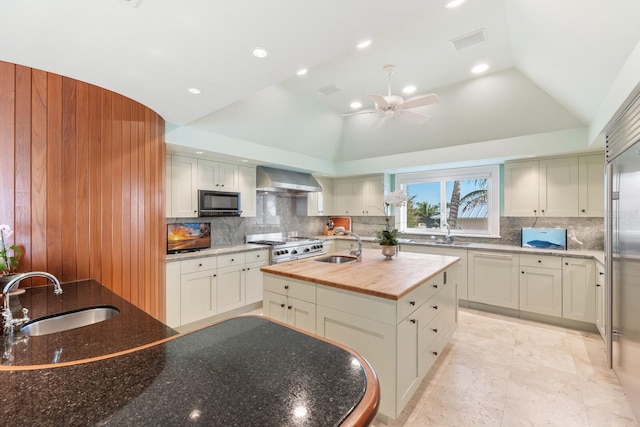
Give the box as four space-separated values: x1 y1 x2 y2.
375 226 400 246
0 224 22 275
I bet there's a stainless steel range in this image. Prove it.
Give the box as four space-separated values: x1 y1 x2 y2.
246 232 324 264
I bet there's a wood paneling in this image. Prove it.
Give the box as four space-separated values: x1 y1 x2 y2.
0 60 166 321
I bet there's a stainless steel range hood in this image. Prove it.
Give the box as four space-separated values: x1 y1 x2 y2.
256 166 322 193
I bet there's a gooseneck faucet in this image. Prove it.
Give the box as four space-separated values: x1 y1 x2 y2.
343 230 362 262
445 222 453 244
2 272 63 334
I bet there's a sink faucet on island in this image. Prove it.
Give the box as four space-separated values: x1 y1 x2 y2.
343 230 362 261
2 271 63 335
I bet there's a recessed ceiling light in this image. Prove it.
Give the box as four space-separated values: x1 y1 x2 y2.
356 40 372 49
471 63 489 74
350 101 362 109
402 85 417 94
296 68 308 76
241 159 249 163
188 88 201 94
251 47 269 58
445 0 465 8
195 151 203 155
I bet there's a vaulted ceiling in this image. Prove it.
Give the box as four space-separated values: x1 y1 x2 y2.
1 0 639 176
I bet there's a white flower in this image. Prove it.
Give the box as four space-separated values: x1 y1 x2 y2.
383 190 408 207
0 224 12 239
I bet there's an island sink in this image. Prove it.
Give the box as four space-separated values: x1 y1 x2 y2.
20 305 120 336
314 255 359 264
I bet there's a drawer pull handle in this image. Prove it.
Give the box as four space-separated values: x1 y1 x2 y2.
198 263 202 267
410 319 416 324
409 301 416 306
432 305 438 310
280 303 285 308
287 305 292 310
599 271 604 275
538 260 542 263
231 258 234 262
596 284 601 287
432 328 438 333
284 285 289 290
432 351 438 356
433 284 438 289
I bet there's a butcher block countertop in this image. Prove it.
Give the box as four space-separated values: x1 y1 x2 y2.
261 249 459 301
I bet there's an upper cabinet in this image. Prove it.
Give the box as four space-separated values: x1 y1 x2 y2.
197 159 239 192
332 175 387 216
167 155 198 218
504 154 604 217
238 165 257 218
305 177 333 216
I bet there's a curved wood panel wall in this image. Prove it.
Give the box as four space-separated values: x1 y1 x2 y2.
0 61 166 320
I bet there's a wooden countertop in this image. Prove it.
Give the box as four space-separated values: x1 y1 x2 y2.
261 248 459 300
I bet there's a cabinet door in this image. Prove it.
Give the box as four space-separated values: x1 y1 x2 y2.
468 251 520 309
263 290 287 323
170 156 198 218
197 159 218 191
595 262 605 337
180 269 217 324
397 315 419 411
519 267 562 317
245 261 267 305
316 177 332 215
539 157 579 217
333 179 352 215
287 297 316 333
504 161 539 216
217 265 245 313
218 162 239 192
166 155 173 218
366 175 386 216
238 165 256 217
351 178 369 215
166 262 181 328
562 258 596 323
578 154 604 217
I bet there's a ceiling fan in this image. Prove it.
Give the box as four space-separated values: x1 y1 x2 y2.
343 65 440 127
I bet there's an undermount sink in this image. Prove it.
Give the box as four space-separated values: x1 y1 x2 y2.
314 255 359 264
431 241 470 246
20 305 120 336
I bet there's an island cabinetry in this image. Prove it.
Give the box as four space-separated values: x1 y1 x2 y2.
263 276 317 334
401 244 468 300
519 254 563 317
314 268 457 419
562 257 596 323
468 251 520 309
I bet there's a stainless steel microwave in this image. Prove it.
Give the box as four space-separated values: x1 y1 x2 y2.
198 190 241 217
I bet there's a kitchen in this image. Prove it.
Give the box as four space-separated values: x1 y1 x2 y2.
1 1 640 425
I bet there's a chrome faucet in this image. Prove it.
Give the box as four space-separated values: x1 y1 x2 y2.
445 222 453 244
2 272 63 335
343 230 362 262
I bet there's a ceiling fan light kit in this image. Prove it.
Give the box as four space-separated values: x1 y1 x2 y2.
343 64 439 126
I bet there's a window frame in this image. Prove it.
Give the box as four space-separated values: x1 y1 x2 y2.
395 165 500 238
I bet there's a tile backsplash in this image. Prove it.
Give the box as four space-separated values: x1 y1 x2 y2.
167 193 604 251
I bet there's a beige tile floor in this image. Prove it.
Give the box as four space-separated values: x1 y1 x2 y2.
373 308 639 427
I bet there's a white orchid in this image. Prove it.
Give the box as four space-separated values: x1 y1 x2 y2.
0 224 21 274
383 189 409 207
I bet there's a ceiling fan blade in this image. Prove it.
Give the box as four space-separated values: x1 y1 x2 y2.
399 93 440 110
341 109 377 117
373 114 389 128
367 94 389 109
396 110 430 124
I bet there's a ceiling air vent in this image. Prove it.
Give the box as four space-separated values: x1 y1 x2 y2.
317 84 341 96
450 29 487 51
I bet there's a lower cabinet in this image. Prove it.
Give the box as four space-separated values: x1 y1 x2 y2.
468 251 520 309
518 254 563 317
263 276 317 334
562 257 596 323
180 269 218 325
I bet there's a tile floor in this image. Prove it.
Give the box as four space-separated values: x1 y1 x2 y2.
373 308 639 427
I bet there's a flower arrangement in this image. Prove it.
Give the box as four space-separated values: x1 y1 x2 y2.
0 224 22 276
376 190 408 246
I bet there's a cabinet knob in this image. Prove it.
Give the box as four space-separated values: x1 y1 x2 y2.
213 274 217 277
596 284 601 287
538 260 542 263
432 305 438 310
533 209 537 213
198 263 202 267
432 351 438 356
257 254 260 258
433 284 438 289
242 268 246 271
432 328 438 333
410 319 416 324
581 209 586 213
287 305 292 310
599 272 604 275
409 301 416 306
565 262 569 265
541 210 545 213
521 271 525 274
280 303 285 308
231 258 234 262
284 285 289 290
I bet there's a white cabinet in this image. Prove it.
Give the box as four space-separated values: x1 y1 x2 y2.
332 175 386 216
263 276 317 334
468 251 520 309
245 251 268 304
167 155 198 218
578 154 604 217
504 154 604 218
562 257 596 323
197 159 239 192
595 261 605 338
238 165 256 217
519 254 563 317
178 257 218 325
322 239 335 255
305 177 333 216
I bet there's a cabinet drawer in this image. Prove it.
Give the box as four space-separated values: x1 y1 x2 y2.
263 275 316 303
217 253 245 268
418 311 441 358
317 285 396 325
397 272 444 323
181 257 217 273
246 249 269 263
520 254 562 269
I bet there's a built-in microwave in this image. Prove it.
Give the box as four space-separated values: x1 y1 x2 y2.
198 190 241 217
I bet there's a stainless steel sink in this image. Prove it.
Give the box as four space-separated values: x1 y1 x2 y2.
20 305 120 336
314 255 358 264
430 241 470 246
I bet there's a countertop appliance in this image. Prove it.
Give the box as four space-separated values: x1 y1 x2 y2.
521 227 567 250
246 232 324 264
606 90 640 420
198 190 241 217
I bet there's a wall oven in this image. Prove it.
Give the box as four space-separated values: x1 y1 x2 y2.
198 190 241 217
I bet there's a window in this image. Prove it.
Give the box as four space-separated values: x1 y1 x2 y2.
395 165 500 237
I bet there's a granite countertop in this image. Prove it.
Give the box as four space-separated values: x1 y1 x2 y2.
0 316 380 426
261 249 460 300
318 235 605 264
166 243 268 262
1 280 177 366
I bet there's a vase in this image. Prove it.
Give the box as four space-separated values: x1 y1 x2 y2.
0 273 18 290
381 245 397 260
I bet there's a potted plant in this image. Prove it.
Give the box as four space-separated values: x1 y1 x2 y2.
0 224 22 282
376 190 408 260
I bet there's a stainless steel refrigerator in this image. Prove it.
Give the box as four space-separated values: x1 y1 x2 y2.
606 91 640 420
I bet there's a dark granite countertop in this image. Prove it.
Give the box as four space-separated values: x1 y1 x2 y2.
1 279 177 366
0 316 379 426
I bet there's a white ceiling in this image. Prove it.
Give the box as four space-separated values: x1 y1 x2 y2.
1 0 640 175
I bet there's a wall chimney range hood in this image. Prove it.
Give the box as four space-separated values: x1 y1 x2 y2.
256 166 321 193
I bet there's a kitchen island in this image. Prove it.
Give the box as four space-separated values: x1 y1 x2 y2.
260 248 460 421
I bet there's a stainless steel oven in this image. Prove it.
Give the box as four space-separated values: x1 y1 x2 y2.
246 232 324 264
